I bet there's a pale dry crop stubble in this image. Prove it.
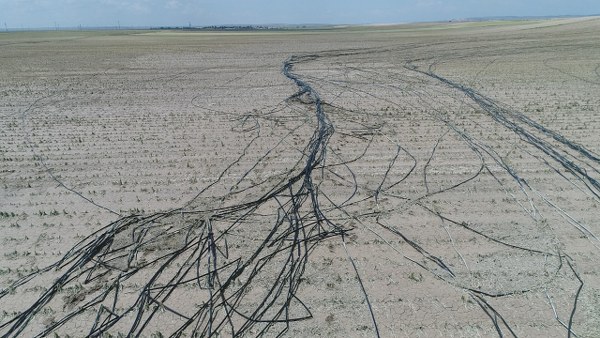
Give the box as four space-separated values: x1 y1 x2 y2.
1 17 600 337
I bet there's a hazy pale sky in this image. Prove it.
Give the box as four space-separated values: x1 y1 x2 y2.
2 0 599 28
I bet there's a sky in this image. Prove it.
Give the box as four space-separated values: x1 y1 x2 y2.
1 0 600 29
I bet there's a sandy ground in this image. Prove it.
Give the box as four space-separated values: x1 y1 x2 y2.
1 17 600 337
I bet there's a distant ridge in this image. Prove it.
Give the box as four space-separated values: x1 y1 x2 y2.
456 14 600 22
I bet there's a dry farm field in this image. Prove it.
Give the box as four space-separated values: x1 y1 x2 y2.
1 17 600 337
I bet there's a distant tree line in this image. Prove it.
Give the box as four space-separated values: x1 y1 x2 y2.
154 25 276 31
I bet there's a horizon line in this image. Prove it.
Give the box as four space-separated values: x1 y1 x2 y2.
2 14 599 32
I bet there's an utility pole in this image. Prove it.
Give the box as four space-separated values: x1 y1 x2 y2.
4 22 7 32
118 20 120 30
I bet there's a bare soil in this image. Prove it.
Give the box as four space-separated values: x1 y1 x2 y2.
1 17 600 337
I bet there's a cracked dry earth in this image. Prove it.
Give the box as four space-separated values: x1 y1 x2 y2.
1 17 600 337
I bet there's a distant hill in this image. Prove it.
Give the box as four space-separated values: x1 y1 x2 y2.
456 14 600 22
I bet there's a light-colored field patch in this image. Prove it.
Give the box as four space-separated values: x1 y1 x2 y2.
1 17 600 337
